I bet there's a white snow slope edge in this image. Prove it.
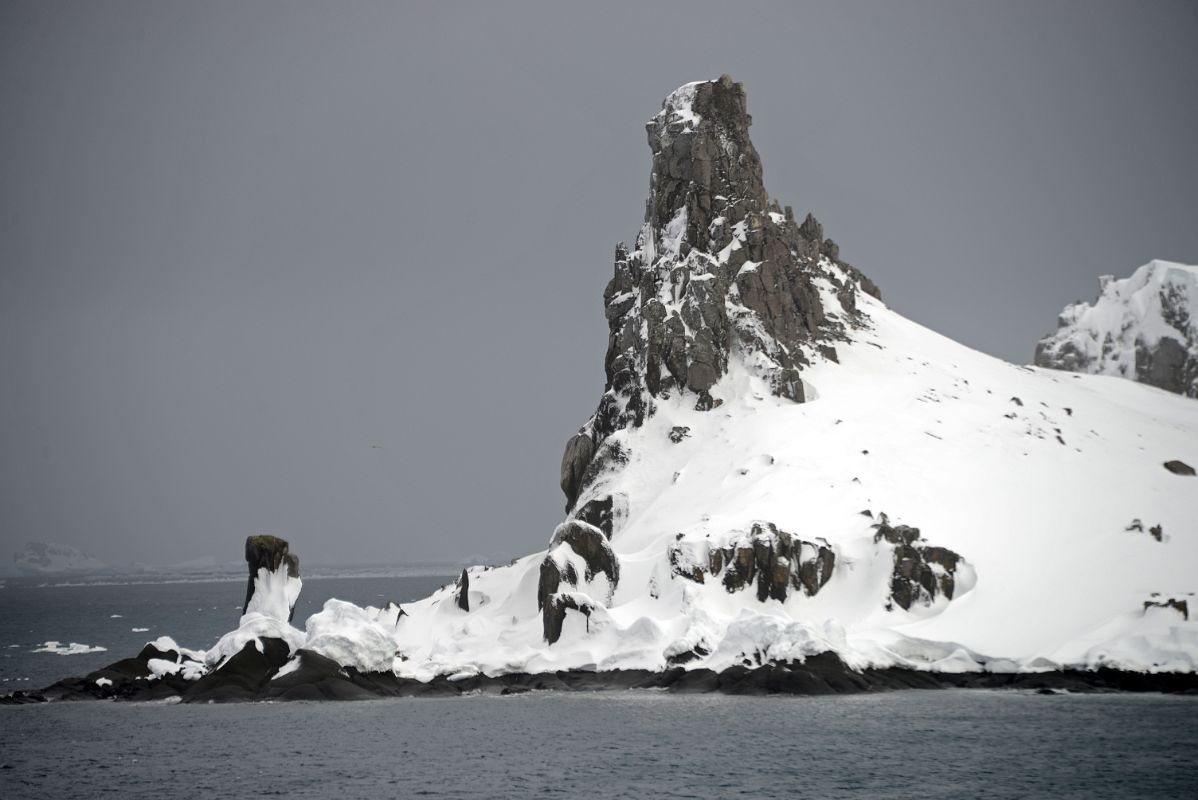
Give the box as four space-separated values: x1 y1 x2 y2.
189 272 1198 682
385 281 1197 679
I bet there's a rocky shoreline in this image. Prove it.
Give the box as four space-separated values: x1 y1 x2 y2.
4 642 1196 705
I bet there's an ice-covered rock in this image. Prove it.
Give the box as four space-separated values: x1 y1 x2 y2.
242 535 302 622
1036 260 1198 398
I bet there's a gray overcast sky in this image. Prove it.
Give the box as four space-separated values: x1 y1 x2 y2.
2 1 1196 567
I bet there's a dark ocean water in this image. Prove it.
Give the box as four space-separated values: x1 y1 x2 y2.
1 690 1195 799
2 577 1196 798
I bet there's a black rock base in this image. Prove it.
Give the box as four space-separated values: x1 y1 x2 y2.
4 643 1197 705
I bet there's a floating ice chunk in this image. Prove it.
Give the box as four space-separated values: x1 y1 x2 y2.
32 641 107 655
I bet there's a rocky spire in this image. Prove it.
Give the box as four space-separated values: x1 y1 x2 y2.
242 535 301 622
644 78 767 253
560 76 879 511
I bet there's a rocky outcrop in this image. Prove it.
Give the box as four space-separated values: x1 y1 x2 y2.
536 521 620 613
1164 459 1195 476
668 522 836 602
454 569 470 611
572 494 626 540
184 638 292 703
872 516 966 611
1036 261 1198 398
542 593 598 645
1143 597 1189 620
242 535 301 622
559 76 879 510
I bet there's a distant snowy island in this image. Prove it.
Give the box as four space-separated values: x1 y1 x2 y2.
7 76 1195 704
9 542 107 576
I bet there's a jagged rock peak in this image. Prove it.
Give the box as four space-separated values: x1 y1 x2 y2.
559 77 880 511
644 76 766 252
1035 260 1198 398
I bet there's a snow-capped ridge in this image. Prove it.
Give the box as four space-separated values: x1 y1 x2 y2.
1036 259 1198 398
12 542 106 575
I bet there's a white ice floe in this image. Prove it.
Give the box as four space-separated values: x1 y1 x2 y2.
33 641 107 655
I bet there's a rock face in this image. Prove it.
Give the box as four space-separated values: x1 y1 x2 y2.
542 593 598 645
872 516 966 612
1143 598 1189 620
668 522 835 602
455 569 470 611
1035 261 1198 398
242 535 302 622
537 521 620 613
1164 459 1195 476
558 75 879 513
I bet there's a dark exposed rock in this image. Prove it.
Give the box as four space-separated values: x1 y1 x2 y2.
665 644 712 666
873 516 966 611
577 440 630 499
1164 459 1195 476
1144 598 1189 620
669 522 835 602
537 555 575 611
542 593 597 644
668 425 691 443
13 650 1198 704
1135 336 1196 395
182 637 292 703
552 521 620 585
560 432 596 512
242 534 300 622
455 569 470 611
573 494 626 540
1150 524 1164 542
558 76 878 508
537 520 620 611
261 649 380 702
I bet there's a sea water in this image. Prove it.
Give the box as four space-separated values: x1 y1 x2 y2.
1 577 1195 799
1 690 1195 798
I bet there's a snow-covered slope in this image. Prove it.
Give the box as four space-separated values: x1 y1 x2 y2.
379 284 1197 678
1036 261 1198 398
134 77 1198 686
12 542 107 575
